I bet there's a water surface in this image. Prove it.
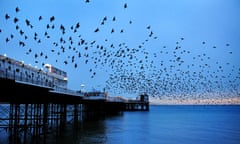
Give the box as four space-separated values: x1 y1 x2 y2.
57 105 240 144
1 105 239 144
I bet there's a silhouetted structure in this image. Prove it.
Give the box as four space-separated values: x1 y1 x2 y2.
0 54 149 143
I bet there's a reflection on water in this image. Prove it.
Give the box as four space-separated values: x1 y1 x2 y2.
0 114 122 144
55 120 108 144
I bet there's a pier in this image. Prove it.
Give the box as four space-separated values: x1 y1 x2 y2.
0 54 149 143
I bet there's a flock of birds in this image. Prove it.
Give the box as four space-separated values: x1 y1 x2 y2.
0 1 239 100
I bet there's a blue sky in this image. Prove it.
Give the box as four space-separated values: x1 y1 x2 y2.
0 0 240 99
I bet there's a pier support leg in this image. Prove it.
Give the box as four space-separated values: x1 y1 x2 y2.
74 104 78 126
43 103 48 144
23 104 28 144
8 103 20 144
60 104 67 132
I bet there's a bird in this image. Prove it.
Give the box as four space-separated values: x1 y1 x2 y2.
124 3 128 9
111 28 114 33
75 22 80 29
46 24 50 29
94 28 99 32
15 7 20 13
38 16 42 21
19 30 24 35
19 41 25 47
13 17 19 23
25 19 31 26
5 37 10 43
5 14 10 20
50 16 55 22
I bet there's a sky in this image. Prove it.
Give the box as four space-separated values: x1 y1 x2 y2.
0 0 240 101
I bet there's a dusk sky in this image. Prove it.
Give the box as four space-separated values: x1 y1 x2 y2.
0 0 239 100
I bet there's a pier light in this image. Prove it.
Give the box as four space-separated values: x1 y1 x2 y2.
81 84 85 87
44 63 51 68
44 64 52 73
3 53 7 57
81 84 85 92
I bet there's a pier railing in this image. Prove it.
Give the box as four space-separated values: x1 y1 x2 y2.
0 67 84 97
0 67 53 87
50 86 84 97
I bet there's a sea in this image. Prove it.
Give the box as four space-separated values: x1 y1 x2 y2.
1 105 240 144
